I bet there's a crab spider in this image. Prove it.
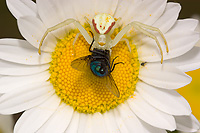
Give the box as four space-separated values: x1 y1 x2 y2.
38 13 168 63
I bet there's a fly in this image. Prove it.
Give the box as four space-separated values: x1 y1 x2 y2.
71 32 123 97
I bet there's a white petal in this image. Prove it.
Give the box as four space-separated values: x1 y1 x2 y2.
127 92 176 131
117 105 168 133
116 102 145 133
37 0 68 27
113 109 129 133
131 0 167 25
37 0 73 39
138 20 199 62
18 16 57 52
92 0 118 16
0 44 51 65
65 111 79 133
103 110 120 133
115 0 166 25
139 63 191 89
71 0 118 24
14 94 61 133
0 71 50 93
139 119 167 133
36 0 84 38
36 103 74 133
78 113 88 133
84 113 107 133
0 82 54 114
175 114 200 132
136 81 191 116
69 0 94 24
114 0 134 22
0 59 49 76
170 19 199 32
164 46 200 72
114 105 166 132
153 3 181 33
6 0 37 19
0 38 30 46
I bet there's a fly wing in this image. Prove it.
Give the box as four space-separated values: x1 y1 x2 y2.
71 56 90 72
103 74 120 98
72 56 120 97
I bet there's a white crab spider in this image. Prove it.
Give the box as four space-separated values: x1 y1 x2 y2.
38 13 168 63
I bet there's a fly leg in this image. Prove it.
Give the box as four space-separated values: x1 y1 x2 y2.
110 56 124 72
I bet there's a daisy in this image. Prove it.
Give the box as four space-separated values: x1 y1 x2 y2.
0 0 200 132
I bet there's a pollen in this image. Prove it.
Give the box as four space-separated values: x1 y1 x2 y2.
49 25 139 114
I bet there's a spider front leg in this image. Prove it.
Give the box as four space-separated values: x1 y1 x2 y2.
120 38 131 53
110 21 168 64
38 19 93 55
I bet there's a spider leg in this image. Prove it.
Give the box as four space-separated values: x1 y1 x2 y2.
84 16 92 26
110 21 168 64
133 21 169 53
109 23 132 49
84 16 95 32
120 38 131 53
38 18 92 55
134 24 164 64
72 32 80 57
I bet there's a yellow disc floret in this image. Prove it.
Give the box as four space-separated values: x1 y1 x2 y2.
49 25 139 114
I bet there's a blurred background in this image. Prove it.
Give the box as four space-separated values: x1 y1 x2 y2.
0 0 200 132
0 0 200 38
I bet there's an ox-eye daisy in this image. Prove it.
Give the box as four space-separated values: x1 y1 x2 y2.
0 0 200 132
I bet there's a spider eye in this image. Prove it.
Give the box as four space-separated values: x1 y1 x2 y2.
92 13 115 34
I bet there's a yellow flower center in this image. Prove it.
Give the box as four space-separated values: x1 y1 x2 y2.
49 25 139 114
